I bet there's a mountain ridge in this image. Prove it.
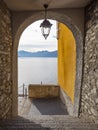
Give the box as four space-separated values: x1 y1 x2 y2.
18 50 57 57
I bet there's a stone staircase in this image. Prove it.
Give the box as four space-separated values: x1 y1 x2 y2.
0 115 98 130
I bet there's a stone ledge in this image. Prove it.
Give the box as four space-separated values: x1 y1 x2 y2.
28 84 60 98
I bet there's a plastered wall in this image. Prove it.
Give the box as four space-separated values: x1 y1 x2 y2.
58 23 76 103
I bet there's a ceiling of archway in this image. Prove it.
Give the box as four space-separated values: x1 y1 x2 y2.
4 0 91 11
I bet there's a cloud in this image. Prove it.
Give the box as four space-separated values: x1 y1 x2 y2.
19 44 57 48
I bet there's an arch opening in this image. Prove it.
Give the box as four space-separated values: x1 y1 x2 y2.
12 11 83 117
18 19 58 90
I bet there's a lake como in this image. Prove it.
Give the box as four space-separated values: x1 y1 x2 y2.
18 57 58 88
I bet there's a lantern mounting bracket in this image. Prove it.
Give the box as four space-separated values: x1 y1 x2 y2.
40 4 52 39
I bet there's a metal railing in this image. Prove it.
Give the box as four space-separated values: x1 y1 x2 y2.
18 83 28 97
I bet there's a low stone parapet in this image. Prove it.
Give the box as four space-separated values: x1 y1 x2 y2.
28 84 59 98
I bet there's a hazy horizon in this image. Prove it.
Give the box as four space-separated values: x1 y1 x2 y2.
18 49 57 52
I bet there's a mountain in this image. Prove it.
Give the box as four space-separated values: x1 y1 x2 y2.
18 50 57 57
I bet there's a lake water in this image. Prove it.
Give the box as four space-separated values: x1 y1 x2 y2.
18 57 58 93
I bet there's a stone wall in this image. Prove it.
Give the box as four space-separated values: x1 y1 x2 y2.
0 0 12 119
80 0 98 122
29 84 59 98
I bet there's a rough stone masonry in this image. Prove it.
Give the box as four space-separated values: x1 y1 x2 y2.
0 0 12 119
80 0 98 123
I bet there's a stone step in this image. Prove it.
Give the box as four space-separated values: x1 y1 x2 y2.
2 123 97 129
0 126 98 129
0 116 98 130
12 115 91 122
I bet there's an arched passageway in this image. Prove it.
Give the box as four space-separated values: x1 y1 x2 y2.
12 11 83 117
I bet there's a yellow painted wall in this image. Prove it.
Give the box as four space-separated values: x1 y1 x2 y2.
58 23 76 103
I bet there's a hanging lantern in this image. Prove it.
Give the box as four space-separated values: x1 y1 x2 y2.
40 4 52 39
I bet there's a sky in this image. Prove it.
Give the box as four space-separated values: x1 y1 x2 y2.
18 20 57 52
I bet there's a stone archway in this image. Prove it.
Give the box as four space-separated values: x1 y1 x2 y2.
12 11 83 117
